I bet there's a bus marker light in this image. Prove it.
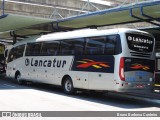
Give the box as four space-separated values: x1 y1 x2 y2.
119 57 125 81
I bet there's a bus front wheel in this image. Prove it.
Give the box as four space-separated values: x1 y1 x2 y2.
15 72 25 85
63 77 75 95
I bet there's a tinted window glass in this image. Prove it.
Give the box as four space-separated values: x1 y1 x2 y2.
16 45 25 58
8 48 14 62
60 39 84 55
85 35 120 55
25 43 41 56
41 41 59 56
8 44 25 62
105 35 117 55
85 37 105 55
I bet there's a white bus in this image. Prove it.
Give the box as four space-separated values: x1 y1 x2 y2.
6 28 155 94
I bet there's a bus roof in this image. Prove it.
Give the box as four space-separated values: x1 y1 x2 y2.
13 28 150 46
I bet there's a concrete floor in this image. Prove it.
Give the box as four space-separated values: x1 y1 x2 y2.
0 75 160 120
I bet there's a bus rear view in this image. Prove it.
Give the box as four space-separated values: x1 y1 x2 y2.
117 30 155 92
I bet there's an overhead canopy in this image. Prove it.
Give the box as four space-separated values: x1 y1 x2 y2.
0 14 53 40
140 27 160 41
0 29 50 39
56 0 160 28
0 0 160 40
0 14 53 32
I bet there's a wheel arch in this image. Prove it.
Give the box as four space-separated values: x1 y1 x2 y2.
15 70 20 79
61 74 71 86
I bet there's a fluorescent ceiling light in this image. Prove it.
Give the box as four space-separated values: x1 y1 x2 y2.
81 0 112 6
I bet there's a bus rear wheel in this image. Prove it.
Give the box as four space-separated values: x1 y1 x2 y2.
63 77 75 95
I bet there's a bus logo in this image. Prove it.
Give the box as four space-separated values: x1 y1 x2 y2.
76 59 110 69
25 58 30 66
130 63 150 70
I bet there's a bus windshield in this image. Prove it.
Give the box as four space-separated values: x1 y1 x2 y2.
126 33 154 52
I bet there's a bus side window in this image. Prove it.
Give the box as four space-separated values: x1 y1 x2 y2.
16 45 25 59
8 48 16 62
41 41 59 56
105 36 116 55
105 35 121 55
25 43 41 56
25 43 33 56
33 43 41 56
85 36 105 55
60 39 84 55
7 44 25 63
84 35 121 55
8 48 15 62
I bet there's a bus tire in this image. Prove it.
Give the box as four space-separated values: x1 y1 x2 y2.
15 72 25 85
63 77 75 95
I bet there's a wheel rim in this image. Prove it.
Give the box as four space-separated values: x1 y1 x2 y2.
65 80 72 92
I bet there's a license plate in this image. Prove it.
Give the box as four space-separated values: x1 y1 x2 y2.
136 84 144 88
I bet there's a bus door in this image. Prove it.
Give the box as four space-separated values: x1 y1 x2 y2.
28 57 43 82
24 43 42 82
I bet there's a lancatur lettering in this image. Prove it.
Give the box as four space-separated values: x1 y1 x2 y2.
25 58 66 68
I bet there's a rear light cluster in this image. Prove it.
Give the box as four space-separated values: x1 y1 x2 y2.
119 57 125 81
